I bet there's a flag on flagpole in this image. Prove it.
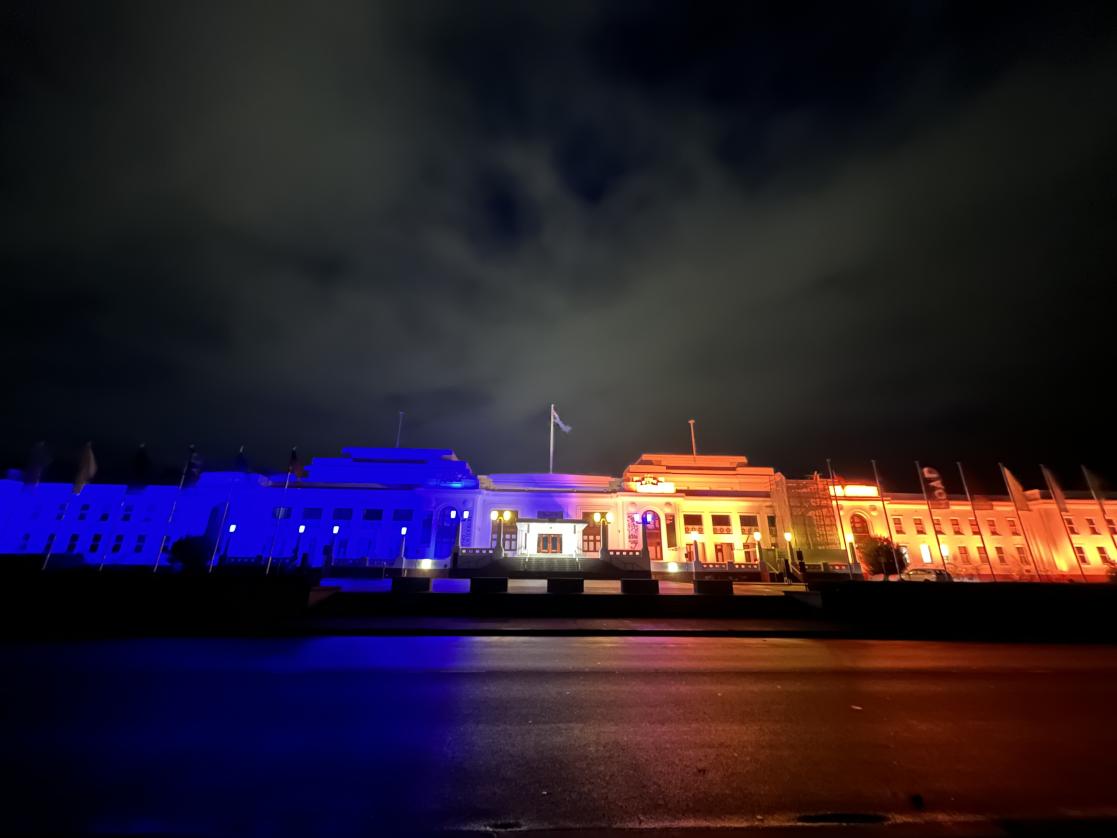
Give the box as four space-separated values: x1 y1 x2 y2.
1000 464 1031 511
73 442 97 494
551 405 572 434
1040 465 1069 513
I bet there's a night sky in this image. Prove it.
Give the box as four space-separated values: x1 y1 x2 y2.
2 1 1117 491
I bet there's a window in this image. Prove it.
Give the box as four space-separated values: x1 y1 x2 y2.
664 514 676 549
977 545 989 563
850 514 870 535
987 518 999 536
273 506 291 519
968 518 980 535
99 512 109 522
1017 545 1030 564
767 515 779 541
45 534 56 552
683 514 704 533
537 534 562 554
714 543 734 563
537 510 562 520
303 508 323 520
1074 545 1088 565
1007 518 1020 536
362 509 383 521
66 534 80 553
933 518 944 535
1107 518 1117 536
581 524 601 553
133 534 147 554
78 504 90 521
950 518 962 535
1099 546 1112 565
995 546 1007 564
122 505 133 522
333 508 353 521
1086 518 1100 535
1064 516 1078 535
957 545 970 563
55 504 66 521
90 534 102 552
392 509 414 521
711 514 732 534
914 517 926 535
739 514 759 530
111 534 124 554
892 516 905 534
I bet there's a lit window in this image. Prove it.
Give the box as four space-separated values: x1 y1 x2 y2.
892 516 904 535
1086 518 1100 535
1064 517 1079 535
987 518 1000 536
914 518 926 535
950 518 962 535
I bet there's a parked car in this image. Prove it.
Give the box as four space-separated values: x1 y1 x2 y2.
900 568 953 582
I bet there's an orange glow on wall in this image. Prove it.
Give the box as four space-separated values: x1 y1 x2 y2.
629 476 677 494
829 484 879 498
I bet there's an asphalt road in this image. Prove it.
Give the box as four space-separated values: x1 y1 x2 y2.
3 637 1117 836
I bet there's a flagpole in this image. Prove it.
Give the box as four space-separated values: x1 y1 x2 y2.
1042 465 1087 581
266 448 296 574
915 461 947 571
826 459 852 578
871 460 900 577
1083 464 1117 562
395 412 405 448
549 403 555 474
154 445 194 573
999 463 1044 581
957 462 997 582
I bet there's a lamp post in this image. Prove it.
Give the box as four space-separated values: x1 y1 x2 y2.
783 531 794 583
593 511 613 560
399 525 408 576
491 510 511 560
845 532 856 578
295 524 305 569
639 512 650 562
224 523 237 563
329 524 340 570
754 529 767 581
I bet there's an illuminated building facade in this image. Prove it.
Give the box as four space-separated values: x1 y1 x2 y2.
1 446 1114 581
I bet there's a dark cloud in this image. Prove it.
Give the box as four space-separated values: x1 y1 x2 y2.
2 0 1117 489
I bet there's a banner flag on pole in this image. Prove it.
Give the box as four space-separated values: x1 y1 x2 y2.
917 463 951 509
1001 464 1032 512
551 405 572 433
73 442 97 494
1041 465 1069 513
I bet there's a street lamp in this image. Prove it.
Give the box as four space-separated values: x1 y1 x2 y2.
845 531 856 578
399 525 408 575
753 529 766 581
593 511 614 559
295 524 306 568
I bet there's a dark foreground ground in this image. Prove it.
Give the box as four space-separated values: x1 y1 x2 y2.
2 636 1117 836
